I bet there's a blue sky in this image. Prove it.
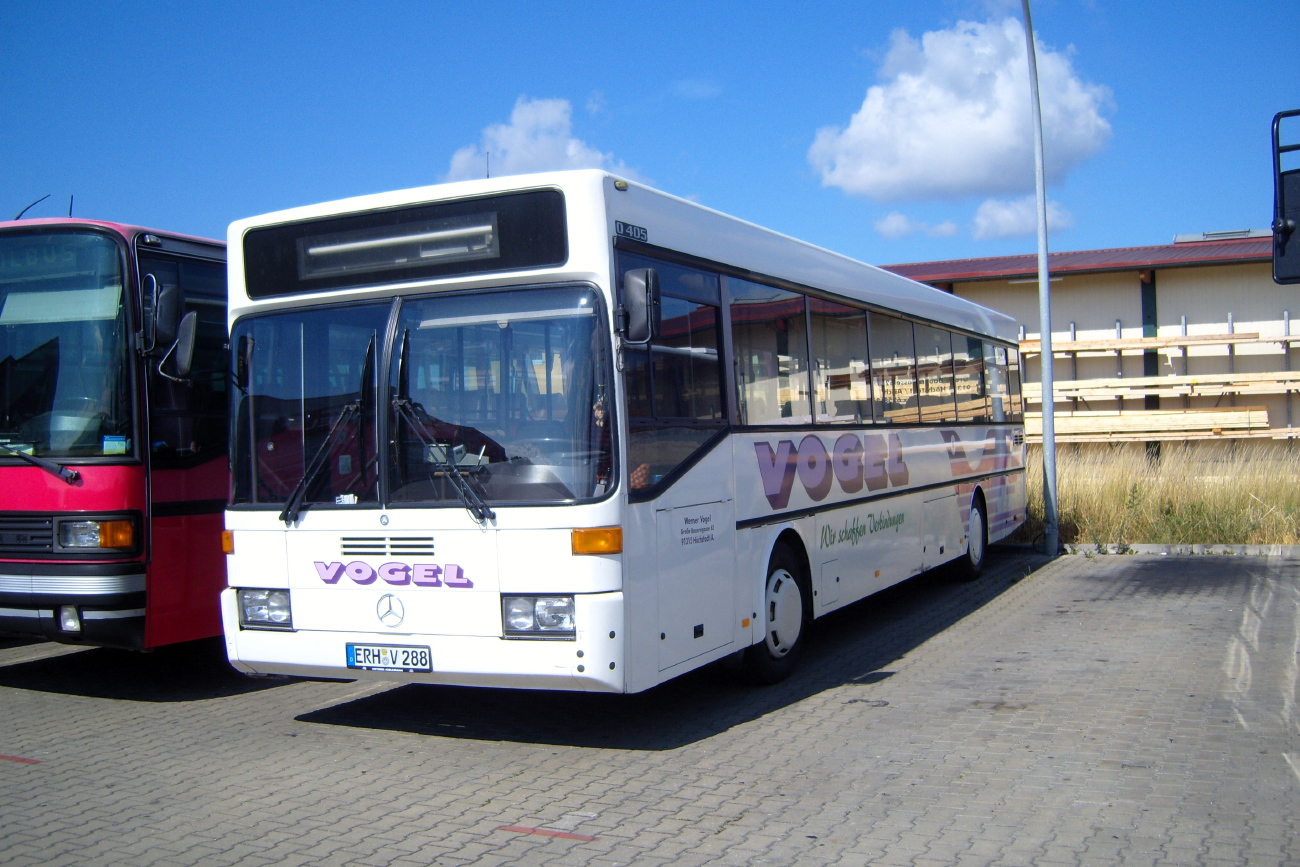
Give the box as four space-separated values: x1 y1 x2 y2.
2 1 1297 267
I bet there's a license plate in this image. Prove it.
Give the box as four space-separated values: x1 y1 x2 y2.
346 643 432 672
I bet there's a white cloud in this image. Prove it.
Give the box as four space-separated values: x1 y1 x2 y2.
874 212 959 239
809 18 1112 201
972 195 1074 240
445 97 631 182
673 79 723 100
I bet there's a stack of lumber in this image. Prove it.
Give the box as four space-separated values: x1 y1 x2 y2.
1021 370 1300 402
1019 332 1300 355
1024 407 1270 443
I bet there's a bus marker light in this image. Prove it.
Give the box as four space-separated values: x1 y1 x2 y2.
571 527 622 555
742 618 751 628
58 606 80 632
99 520 133 549
221 531 234 554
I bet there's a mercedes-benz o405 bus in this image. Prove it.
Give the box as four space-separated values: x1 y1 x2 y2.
220 171 1025 691
1 218 228 649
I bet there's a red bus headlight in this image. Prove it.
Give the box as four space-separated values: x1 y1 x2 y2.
56 519 134 550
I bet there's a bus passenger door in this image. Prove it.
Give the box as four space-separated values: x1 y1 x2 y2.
138 249 228 647
656 497 735 671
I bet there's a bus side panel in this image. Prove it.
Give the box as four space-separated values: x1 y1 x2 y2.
144 512 225 647
625 442 739 690
145 457 228 648
735 425 1025 617
621 498 660 693
813 489 927 612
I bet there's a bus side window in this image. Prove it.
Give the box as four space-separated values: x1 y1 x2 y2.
809 297 870 424
729 279 810 425
868 313 919 425
983 343 1010 423
914 324 956 424
955 336 988 422
1007 346 1024 422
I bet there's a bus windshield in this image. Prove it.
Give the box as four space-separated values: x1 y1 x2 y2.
229 286 614 510
0 232 133 459
391 286 613 505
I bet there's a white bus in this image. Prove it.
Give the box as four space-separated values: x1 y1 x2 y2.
219 170 1026 692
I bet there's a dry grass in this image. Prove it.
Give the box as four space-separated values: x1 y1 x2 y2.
1013 442 1300 546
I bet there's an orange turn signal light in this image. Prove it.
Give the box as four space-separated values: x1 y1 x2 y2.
99 520 134 549
221 530 235 555
571 527 622 555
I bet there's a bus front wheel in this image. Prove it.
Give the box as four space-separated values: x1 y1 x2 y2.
742 543 808 684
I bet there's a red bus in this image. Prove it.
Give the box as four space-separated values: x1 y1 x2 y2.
0 218 228 649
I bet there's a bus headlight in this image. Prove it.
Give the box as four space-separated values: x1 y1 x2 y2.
237 589 293 630
502 595 575 638
56 518 135 550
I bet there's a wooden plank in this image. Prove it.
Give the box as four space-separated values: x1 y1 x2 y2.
1021 369 1300 401
1025 408 1268 437
1026 426 1300 444
1020 333 1300 355
1020 333 1258 353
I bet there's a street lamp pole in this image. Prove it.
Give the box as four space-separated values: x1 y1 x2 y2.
1022 0 1059 555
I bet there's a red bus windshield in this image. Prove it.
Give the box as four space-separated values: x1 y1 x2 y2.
0 231 133 459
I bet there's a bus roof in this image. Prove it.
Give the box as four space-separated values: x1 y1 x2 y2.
227 170 1017 342
0 217 224 250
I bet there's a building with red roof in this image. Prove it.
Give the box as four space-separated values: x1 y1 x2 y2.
884 231 1299 438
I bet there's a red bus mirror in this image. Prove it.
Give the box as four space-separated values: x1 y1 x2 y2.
174 311 198 378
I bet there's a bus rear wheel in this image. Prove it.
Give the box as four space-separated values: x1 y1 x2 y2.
742 543 808 684
952 495 988 582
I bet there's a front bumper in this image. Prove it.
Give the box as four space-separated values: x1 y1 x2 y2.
220 588 626 693
0 564 146 649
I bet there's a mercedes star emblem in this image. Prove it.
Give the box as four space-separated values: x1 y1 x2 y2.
376 594 405 628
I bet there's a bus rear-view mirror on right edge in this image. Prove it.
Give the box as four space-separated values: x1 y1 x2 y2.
1273 109 1300 284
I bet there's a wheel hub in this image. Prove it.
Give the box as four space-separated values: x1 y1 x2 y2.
764 568 803 657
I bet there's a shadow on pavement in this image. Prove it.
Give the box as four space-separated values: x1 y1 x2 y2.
0 636 297 702
0 637 44 652
297 547 1049 750
1069 553 1276 598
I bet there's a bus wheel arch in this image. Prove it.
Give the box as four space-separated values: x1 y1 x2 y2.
954 487 989 582
742 530 811 684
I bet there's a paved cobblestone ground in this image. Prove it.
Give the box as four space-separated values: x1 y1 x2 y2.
2 551 1298 866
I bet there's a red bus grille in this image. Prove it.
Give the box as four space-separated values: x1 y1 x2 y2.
0 515 55 555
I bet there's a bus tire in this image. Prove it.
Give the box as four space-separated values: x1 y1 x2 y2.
742 543 808 685
953 494 988 582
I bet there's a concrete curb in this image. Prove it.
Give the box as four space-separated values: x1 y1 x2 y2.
994 542 1300 557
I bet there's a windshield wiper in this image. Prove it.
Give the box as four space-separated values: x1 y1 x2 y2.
0 441 80 485
392 397 495 524
278 402 358 525
279 336 374 525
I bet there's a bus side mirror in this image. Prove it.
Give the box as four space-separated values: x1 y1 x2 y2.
621 268 661 344
153 284 183 352
157 311 198 383
173 311 198 378
1273 109 1300 284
